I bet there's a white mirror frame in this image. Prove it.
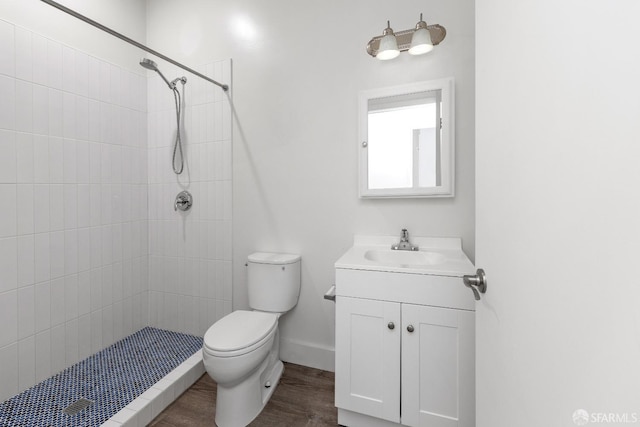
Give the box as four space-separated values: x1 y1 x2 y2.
359 77 455 198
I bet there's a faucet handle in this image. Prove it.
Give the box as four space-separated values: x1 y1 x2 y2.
401 228 409 241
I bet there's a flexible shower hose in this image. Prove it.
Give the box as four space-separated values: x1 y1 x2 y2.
172 82 185 175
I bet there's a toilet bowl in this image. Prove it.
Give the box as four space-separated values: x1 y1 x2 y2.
202 252 301 427
203 310 282 427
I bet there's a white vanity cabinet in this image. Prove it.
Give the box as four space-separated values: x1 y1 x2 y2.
333 236 476 427
335 295 474 427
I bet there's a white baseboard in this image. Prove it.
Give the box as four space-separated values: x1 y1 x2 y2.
279 337 335 372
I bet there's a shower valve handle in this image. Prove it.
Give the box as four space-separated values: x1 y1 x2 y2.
174 191 193 212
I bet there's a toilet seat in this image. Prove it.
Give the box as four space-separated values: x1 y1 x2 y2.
204 310 278 358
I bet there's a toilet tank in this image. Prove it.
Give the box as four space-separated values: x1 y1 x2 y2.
247 252 301 313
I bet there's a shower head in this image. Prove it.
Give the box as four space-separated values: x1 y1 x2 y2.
139 58 158 71
139 57 174 89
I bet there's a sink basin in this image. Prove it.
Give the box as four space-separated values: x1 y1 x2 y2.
364 249 447 267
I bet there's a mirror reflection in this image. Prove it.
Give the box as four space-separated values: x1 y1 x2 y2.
359 78 454 198
367 90 441 189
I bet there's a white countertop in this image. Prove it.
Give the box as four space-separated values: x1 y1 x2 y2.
335 235 475 278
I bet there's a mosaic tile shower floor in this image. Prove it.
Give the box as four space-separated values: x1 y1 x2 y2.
0 327 203 427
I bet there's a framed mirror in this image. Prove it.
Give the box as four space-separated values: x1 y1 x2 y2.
359 78 455 198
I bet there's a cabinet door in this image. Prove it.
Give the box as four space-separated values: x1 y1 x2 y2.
335 296 401 423
401 304 475 427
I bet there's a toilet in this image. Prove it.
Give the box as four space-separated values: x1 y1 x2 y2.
202 252 301 427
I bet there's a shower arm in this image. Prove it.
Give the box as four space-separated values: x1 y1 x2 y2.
40 0 229 92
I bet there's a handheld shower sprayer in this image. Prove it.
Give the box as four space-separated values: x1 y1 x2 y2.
140 58 175 89
140 58 188 174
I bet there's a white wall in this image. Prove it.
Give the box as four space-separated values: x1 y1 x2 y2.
0 1 148 401
0 0 146 72
476 0 640 425
147 0 475 370
147 58 233 336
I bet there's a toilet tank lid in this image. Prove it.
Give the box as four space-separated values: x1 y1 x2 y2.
248 252 301 265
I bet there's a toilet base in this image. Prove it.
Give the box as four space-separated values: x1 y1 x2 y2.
214 355 284 427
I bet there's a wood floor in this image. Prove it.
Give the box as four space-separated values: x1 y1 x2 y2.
149 362 337 427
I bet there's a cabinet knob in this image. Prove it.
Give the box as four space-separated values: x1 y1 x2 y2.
387 322 395 330
407 325 415 333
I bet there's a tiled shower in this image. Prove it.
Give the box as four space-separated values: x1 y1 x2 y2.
0 16 232 404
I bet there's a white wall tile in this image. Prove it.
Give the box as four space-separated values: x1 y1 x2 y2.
77 227 90 272
14 27 32 82
17 234 34 287
15 80 33 133
18 336 35 392
64 229 78 275
62 92 76 139
0 237 17 294
34 233 50 284
77 271 90 316
101 264 113 307
0 290 18 347
34 330 51 382
0 20 15 77
90 227 102 269
77 184 90 228
32 85 49 136
50 324 65 374
64 275 79 323
0 75 16 130
89 184 101 227
99 60 110 103
31 33 47 86
75 52 88 98
76 97 89 142
49 184 63 231
49 230 65 279
90 268 101 312
101 304 113 347
33 134 49 182
0 130 16 183
34 281 51 333
50 277 65 327
88 56 99 100
48 89 63 137
62 46 75 94
110 64 121 107
63 138 76 183
88 100 100 143
0 342 18 402
77 313 91 360
17 285 35 339
16 133 34 183
48 136 63 182
76 141 90 184
33 184 50 233
17 183 34 235
64 318 79 366
46 40 62 90
0 184 17 237
63 184 77 230
90 309 102 354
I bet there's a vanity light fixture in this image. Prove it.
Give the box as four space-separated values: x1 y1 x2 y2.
367 14 446 60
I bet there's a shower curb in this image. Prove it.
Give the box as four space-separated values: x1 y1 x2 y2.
101 350 205 426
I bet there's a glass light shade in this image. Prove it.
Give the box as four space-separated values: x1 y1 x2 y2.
409 27 434 55
377 33 400 60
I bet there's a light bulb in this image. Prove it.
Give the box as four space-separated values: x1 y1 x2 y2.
409 14 433 56
377 21 400 60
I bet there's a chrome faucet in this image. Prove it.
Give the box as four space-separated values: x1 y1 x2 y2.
391 229 419 251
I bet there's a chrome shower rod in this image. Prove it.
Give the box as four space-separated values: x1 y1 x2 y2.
40 0 229 91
